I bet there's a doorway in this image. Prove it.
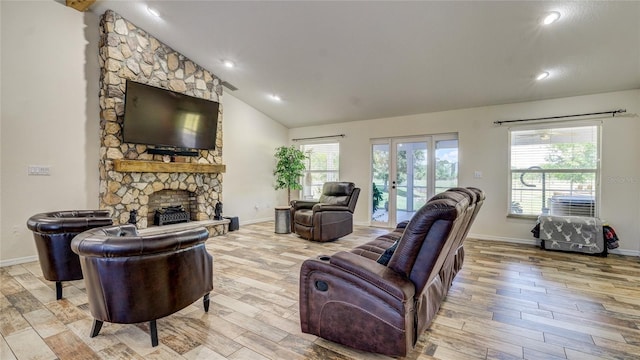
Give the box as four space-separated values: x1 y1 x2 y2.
371 134 458 227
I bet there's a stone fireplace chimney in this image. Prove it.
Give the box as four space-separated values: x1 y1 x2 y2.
97 10 224 230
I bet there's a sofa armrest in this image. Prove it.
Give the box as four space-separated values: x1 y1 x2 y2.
327 251 415 301
290 200 318 210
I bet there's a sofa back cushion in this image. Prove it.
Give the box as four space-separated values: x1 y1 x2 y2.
318 182 355 206
387 193 468 296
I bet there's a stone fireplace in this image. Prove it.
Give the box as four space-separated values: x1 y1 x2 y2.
97 10 225 234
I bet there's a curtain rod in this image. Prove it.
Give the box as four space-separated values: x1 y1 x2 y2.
292 134 345 141
494 109 626 125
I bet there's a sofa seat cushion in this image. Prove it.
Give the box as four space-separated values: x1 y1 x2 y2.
351 237 396 259
294 209 314 226
349 226 404 261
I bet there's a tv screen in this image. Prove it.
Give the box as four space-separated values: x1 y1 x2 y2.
122 80 219 150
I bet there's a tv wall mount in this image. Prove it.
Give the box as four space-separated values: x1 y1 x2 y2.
146 148 199 157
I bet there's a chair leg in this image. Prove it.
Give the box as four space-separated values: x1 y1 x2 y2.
149 320 158 347
203 293 210 312
90 320 103 338
55 281 62 300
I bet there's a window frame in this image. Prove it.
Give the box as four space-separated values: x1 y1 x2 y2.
507 121 602 219
298 141 340 200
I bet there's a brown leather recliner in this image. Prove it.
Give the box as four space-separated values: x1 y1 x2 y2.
299 188 484 357
290 182 360 242
26 210 113 299
71 224 213 347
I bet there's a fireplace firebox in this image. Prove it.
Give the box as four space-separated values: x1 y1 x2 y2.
154 205 190 226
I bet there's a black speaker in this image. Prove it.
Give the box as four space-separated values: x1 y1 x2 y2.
225 216 239 231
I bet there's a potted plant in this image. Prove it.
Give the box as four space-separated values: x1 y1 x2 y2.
273 145 307 204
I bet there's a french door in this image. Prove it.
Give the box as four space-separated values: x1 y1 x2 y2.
371 134 458 227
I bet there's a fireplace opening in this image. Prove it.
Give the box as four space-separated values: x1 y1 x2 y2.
147 190 197 226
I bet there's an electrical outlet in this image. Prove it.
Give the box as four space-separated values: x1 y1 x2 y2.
28 165 51 176
474 170 483 179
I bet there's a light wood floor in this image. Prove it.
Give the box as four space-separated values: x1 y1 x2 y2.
2 222 639 359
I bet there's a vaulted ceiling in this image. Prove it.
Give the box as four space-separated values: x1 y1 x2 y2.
84 1 640 128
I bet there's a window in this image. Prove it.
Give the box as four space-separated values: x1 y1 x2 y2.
300 143 339 200
509 124 600 217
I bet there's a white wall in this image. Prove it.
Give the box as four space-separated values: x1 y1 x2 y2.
221 93 289 224
0 1 289 265
289 90 640 255
0 1 101 264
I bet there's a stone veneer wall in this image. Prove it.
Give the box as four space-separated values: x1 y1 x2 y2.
98 10 224 229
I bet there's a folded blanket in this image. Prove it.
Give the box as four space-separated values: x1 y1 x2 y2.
539 215 604 254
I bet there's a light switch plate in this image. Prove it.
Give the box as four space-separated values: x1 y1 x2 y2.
28 165 51 176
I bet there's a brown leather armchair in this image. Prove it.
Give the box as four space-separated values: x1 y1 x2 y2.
290 182 360 242
299 188 484 356
71 224 213 347
26 210 113 299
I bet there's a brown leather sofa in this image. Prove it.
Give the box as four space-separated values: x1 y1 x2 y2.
26 210 113 299
290 182 360 242
71 224 213 347
299 187 484 356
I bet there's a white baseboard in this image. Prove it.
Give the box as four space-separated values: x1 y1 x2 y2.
469 233 640 257
240 217 273 225
469 233 539 245
0 255 38 268
607 248 640 256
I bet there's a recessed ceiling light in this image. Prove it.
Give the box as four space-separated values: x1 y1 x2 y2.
223 60 235 68
536 71 550 80
147 6 161 18
271 94 282 102
542 11 561 25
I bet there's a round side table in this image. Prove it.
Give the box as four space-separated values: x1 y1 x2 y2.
274 206 291 234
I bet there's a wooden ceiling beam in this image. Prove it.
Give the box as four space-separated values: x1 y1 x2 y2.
65 0 96 12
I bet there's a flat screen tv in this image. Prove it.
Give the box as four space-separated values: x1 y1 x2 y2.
122 80 219 150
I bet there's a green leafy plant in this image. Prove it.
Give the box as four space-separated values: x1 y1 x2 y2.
372 183 384 213
274 145 308 204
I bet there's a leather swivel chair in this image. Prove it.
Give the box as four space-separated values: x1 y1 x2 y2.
71 224 213 347
299 189 484 356
26 210 113 299
290 182 360 242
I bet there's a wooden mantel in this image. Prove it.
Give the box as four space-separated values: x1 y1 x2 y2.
113 159 226 174
66 0 96 12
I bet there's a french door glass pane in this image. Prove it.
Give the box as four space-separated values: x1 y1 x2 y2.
435 139 459 194
371 143 390 223
396 141 427 223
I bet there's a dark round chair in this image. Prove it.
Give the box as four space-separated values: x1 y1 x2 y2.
71 224 213 347
26 210 113 300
